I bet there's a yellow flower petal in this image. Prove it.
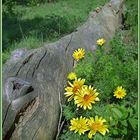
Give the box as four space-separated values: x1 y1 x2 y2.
87 116 109 138
74 86 100 110
72 48 85 61
96 38 106 46
113 86 127 99
88 131 94 139
67 72 77 80
64 78 86 101
69 116 89 135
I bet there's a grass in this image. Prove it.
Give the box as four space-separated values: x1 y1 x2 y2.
14 0 106 20
3 0 109 63
2 36 43 63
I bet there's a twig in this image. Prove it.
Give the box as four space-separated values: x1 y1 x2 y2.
55 92 63 140
19 23 25 40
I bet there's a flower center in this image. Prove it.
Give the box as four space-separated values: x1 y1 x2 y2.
117 91 122 95
73 85 80 93
77 123 82 129
78 52 82 57
91 122 102 131
84 94 90 101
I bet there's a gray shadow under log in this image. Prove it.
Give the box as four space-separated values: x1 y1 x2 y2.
2 0 124 139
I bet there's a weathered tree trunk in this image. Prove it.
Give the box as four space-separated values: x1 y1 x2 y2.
2 0 124 139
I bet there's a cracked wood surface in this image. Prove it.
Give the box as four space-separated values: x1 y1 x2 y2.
2 0 124 139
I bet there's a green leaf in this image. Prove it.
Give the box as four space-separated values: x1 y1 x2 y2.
121 120 128 126
121 112 128 120
111 107 123 118
94 134 104 140
112 129 119 135
128 118 138 130
121 128 127 135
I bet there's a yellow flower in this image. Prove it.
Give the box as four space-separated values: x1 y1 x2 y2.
64 78 85 101
113 86 127 99
74 86 100 110
96 38 106 46
87 116 109 139
69 116 89 135
72 48 85 61
67 72 77 80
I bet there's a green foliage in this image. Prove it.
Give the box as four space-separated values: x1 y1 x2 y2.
75 52 94 85
108 104 138 139
3 0 46 6
75 36 137 103
59 32 138 139
59 131 89 140
38 14 74 38
124 0 137 27
59 0 138 139
123 0 138 42
20 0 46 6
63 103 77 121
61 102 137 139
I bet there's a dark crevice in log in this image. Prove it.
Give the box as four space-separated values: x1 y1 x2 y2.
2 103 11 127
15 65 23 77
12 82 23 90
3 87 16 127
26 86 34 93
3 98 36 140
72 59 75 67
22 54 34 65
65 34 73 54
36 51 47 70
15 53 34 76
32 50 47 77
